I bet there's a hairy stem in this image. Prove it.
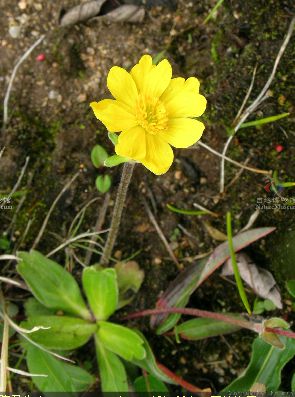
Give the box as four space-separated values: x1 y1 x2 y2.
100 162 135 266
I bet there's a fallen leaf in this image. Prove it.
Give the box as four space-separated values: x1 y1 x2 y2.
221 252 282 308
203 221 227 241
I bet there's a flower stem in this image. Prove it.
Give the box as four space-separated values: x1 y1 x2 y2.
100 162 135 266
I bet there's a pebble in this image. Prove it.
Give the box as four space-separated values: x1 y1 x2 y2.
48 90 59 100
154 257 162 265
18 0 27 10
9 25 21 38
33 3 42 10
77 93 87 103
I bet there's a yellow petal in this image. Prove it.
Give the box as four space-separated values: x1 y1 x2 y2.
142 135 174 175
160 77 185 103
115 126 146 160
143 59 172 98
184 77 200 93
90 99 137 132
160 118 205 148
130 55 154 92
107 66 138 110
161 76 200 103
164 93 207 118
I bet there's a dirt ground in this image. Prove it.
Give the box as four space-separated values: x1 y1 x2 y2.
0 0 295 392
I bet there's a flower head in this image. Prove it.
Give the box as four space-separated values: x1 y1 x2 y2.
91 55 206 175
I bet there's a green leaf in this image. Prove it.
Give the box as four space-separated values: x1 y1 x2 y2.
91 145 108 168
0 237 10 251
115 261 144 308
25 298 56 317
26 344 94 392
174 316 242 341
97 321 146 361
95 174 111 193
286 280 295 298
280 181 295 188
131 331 175 384
108 132 118 145
222 336 295 391
104 155 129 167
152 227 275 333
292 372 295 391
253 298 276 315
95 336 128 392
204 0 224 23
167 203 209 216
134 375 169 392
82 267 118 321
239 112 289 129
21 316 96 350
17 250 91 320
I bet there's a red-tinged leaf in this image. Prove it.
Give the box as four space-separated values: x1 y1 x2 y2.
151 227 275 333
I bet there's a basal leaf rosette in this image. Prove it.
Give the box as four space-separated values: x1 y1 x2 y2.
90 55 206 175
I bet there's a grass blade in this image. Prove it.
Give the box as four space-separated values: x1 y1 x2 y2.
204 0 224 23
226 212 251 314
239 113 289 129
167 204 209 216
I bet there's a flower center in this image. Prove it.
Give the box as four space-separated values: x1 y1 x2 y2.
136 94 168 135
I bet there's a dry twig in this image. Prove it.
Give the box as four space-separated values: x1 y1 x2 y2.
3 35 45 132
32 171 80 249
142 196 180 268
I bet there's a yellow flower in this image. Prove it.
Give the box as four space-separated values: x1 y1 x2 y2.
90 55 206 175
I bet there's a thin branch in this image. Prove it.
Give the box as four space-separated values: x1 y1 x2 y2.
0 310 73 363
8 157 29 198
3 35 45 132
0 255 20 261
142 196 180 268
5 366 47 377
225 155 251 190
7 170 34 236
233 65 257 125
0 277 25 289
0 307 9 391
193 201 219 217
244 17 295 118
46 230 108 258
239 209 260 232
197 141 271 175
84 192 110 266
32 171 80 249
220 17 295 192
68 197 100 237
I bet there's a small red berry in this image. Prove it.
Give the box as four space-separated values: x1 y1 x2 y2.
275 144 284 153
36 53 45 62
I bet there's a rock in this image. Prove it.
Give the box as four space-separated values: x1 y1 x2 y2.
9 25 21 38
48 90 59 100
18 0 27 10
